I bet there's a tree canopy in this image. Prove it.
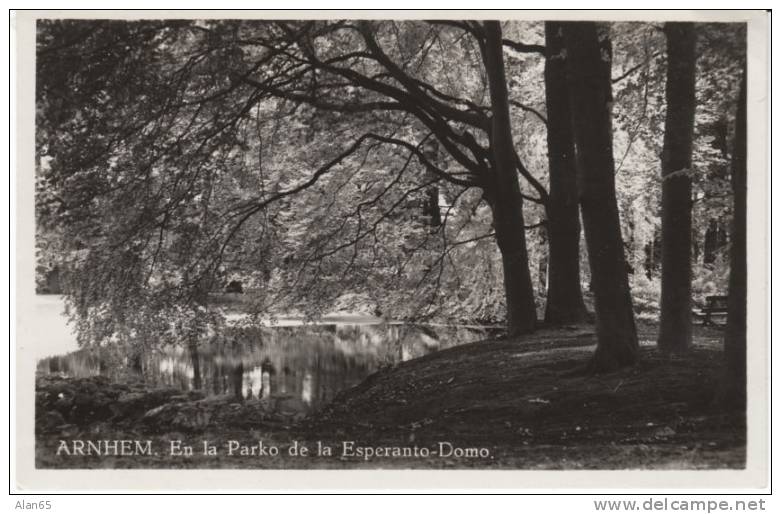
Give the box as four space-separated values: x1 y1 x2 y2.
36 19 745 357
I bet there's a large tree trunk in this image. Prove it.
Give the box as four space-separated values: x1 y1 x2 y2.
562 22 639 372
724 68 747 408
658 23 698 352
543 21 590 325
483 21 537 335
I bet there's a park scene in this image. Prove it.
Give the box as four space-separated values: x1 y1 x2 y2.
33 17 747 469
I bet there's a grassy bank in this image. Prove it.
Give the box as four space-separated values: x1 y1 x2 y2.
35 323 744 469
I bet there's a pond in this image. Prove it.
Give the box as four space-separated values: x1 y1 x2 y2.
35 296 503 413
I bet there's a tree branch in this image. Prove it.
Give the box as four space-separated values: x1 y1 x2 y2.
502 39 546 56
513 151 549 204
509 99 548 126
611 50 663 84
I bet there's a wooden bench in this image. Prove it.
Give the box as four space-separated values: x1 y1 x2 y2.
693 295 728 326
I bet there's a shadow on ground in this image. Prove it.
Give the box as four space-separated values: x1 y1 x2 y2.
35 323 744 469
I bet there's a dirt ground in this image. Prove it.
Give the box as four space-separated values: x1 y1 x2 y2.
35 322 745 469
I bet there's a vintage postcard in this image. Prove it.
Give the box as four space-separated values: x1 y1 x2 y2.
12 9 770 491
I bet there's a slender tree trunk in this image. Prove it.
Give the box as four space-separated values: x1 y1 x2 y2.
658 23 697 352
483 21 537 335
213 362 222 395
724 68 747 408
232 362 245 401
189 342 202 390
422 139 442 227
562 22 639 372
543 21 590 325
425 185 442 227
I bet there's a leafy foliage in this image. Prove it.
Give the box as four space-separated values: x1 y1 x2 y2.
35 19 745 347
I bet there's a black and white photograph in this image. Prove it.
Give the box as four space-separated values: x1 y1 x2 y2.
11 9 770 492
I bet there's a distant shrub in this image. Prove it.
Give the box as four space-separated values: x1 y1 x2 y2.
692 257 730 307
630 274 661 321
628 255 730 322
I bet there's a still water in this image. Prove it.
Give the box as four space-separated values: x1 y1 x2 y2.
36 297 501 413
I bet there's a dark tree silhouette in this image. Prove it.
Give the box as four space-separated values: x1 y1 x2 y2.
542 21 590 325
482 21 538 334
658 22 697 352
562 22 639 372
724 67 747 408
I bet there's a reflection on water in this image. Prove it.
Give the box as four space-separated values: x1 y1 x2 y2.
37 324 500 413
